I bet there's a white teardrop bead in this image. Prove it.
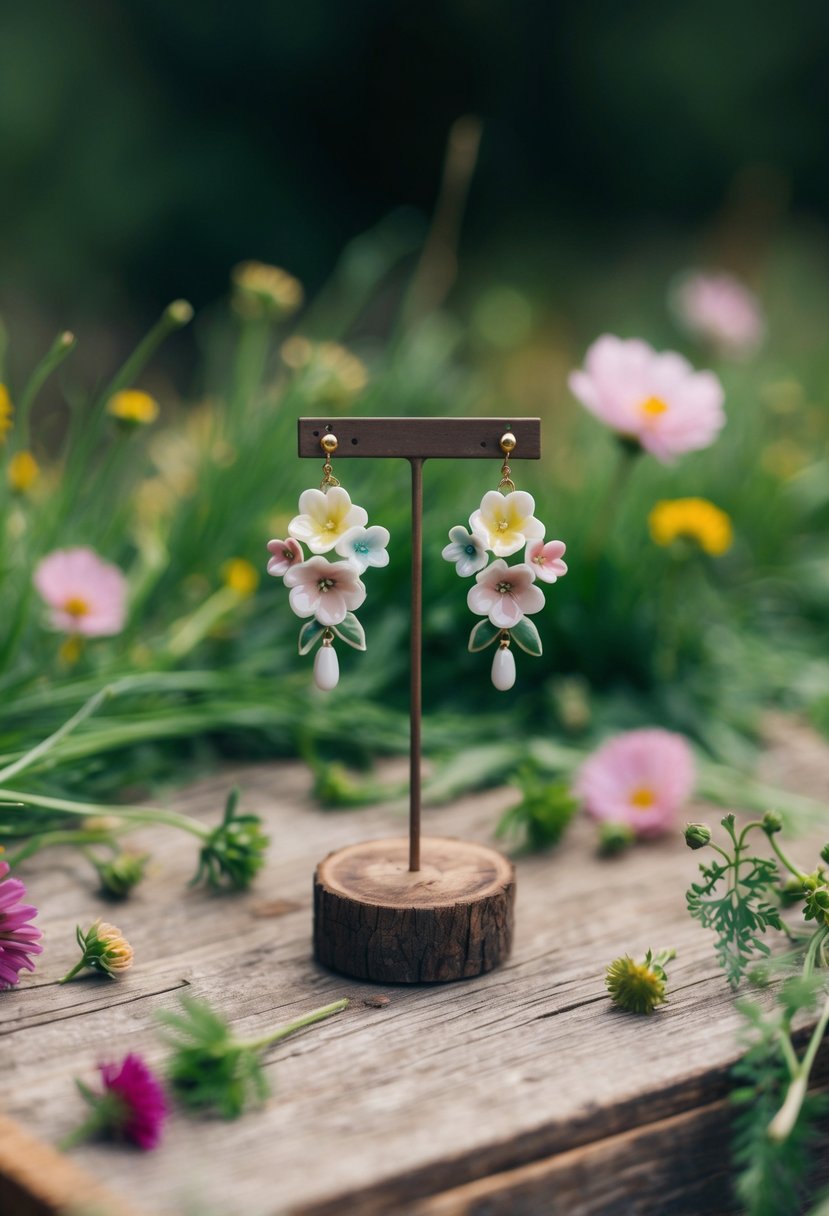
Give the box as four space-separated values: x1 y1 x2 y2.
314 644 339 691
491 646 516 691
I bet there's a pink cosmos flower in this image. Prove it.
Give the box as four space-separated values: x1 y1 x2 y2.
467 559 544 629
672 271 765 357
568 336 725 463
575 728 695 838
86 1054 168 1149
0 860 43 989
525 538 568 584
266 537 304 577
34 547 127 637
283 556 366 626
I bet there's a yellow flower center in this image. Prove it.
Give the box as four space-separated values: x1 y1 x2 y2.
630 787 656 809
64 596 90 618
640 396 668 417
324 519 337 530
496 519 508 531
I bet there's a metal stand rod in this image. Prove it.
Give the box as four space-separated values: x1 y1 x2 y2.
409 457 423 872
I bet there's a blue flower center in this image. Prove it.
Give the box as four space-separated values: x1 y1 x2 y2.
464 544 477 555
355 542 369 554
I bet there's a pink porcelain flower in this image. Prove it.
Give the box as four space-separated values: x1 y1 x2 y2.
266 537 303 577
673 272 765 356
34 547 127 637
0 860 43 989
525 538 568 584
467 559 544 629
575 728 695 838
568 336 725 463
283 556 366 626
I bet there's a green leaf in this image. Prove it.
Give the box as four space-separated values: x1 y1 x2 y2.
510 617 543 657
331 612 366 651
468 620 501 652
298 620 325 655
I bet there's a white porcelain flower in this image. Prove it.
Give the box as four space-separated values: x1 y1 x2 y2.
442 525 488 577
469 491 544 558
467 559 544 629
335 525 390 572
283 556 366 626
288 487 368 555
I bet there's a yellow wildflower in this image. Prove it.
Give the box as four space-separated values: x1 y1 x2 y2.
232 261 304 320
8 450 39 493
648 498 733 557
107 389 160 427
222 558 259 598
605 948 675 1014
0 384 14 442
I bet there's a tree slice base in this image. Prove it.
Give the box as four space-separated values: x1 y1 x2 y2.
313 836 516 984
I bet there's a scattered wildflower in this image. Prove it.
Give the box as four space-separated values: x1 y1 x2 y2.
568 335 725 463
648 498 733 556
672 271 765 356
0 384 13 442
107 389 160 428
335 524 390 572
34 547 128 637
158 993 348 1119
191 789 268 891
282 338 368 406
222 557 259 598
8 450 39 494
467 559 543 629
442 525 489 577
63 1054 167 1151
284 556 366 627
60 919 134 983
266 537 304 577
684 822 712 850
598 821 635 856
232 261 304 320
605 947 675 1014
496 769 578 852
0 860 43 990
575 728 696 838
289 487 368 555
469 490 544 557
525 537 568 583
92 851 150 899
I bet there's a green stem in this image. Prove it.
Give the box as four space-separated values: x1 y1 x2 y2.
585 441 639 562
58 1106 110 1150
245 999 349 1051
0 685 113 784
59 958 88 985
767 926 829 1144
6 828 124 868
0 787 208 840
13 330 77 447
767 834 808 883
166 587 241 660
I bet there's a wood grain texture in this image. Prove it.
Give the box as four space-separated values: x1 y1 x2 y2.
2 716 828 1216
313 837 515 982
297 417 541 461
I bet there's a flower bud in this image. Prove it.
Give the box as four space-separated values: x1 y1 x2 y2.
60 919 134 983
684 822 711 850
598 821 635 857
762 810 783 835
94 852 149 899
779 876 806 907
820 843 829 866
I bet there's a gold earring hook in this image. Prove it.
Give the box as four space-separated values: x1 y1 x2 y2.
320 432 340 490
498 430 516 493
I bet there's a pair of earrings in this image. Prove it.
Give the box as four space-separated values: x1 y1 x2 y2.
266 431 567 693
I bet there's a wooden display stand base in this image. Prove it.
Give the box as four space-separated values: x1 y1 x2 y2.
313 836 515 983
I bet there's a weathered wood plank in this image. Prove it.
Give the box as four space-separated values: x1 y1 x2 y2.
2 718 828 1215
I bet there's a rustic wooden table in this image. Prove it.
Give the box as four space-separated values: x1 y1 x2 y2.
2 718 828 1216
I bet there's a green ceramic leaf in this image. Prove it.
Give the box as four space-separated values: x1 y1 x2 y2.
468 619 501 652
331 612 366 651
510 617 542 656
298 620 325 656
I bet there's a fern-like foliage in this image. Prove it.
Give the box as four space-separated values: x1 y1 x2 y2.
686 814 783 987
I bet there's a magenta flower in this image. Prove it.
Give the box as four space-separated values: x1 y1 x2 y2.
266 537 304 577
525 538 568 584
0 860 43 990
568 336 725 463
65 1054 168 1151
672 271 765 357
283 555 366 626
575 728 695 838
467 559 544 629
34 547 127 637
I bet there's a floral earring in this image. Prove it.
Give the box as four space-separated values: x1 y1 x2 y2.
266 432 389 691
442 431 567 691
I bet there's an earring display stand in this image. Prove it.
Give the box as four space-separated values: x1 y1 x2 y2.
300 416 541 983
